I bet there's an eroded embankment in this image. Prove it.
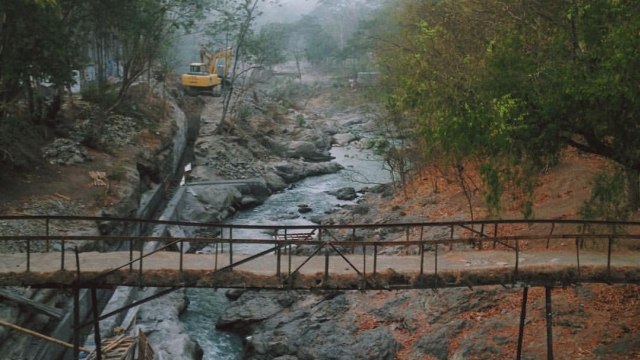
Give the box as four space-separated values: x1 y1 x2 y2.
0 81 203 360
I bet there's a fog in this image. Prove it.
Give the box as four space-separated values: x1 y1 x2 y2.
259 0 319 25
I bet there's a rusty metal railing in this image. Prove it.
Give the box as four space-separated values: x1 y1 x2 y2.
1 216 639 289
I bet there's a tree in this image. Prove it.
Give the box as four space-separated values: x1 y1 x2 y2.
369 0 640 215
0 0 208 166
206 0 277 124
0 0 83 165
244 23 289 69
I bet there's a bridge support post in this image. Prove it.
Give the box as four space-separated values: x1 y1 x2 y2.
229 227 233 265
45 217 50 252
179 240 184 273
26 238 31 272
361 244 366 290
419 226 425 277
607 236 612 277
288 242 292 281
516 286 528 360
276 245 281 278
73 246 81 360
373 244 378 276
324 247 329 285
514 240 520 282
434 242 438 288
129 239 133 272
73 286 80 360
91 287 103 360
575 238 581 285
545 286 554 360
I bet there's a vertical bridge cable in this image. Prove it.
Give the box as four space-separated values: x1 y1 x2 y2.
545 286 554 360
516 286 529 360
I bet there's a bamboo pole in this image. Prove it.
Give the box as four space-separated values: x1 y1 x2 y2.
0 319 91 352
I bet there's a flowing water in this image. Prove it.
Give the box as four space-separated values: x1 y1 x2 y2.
182 145 391 359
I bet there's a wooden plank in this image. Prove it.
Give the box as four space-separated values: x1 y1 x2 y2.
0 318 89 352
0 289 64 319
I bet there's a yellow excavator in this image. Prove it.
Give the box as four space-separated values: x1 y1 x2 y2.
181 47 233 96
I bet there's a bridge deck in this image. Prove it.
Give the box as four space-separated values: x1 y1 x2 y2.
2 216 640 290
2 248 639 290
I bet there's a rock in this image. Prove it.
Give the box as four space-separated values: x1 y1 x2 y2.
308 215 324 224
272 160 343 183
41 138 90 165
240 196 260 208
333 187 357 200
217 292 284 336
351 327 399 360
225 289 246 301
136 289 203 360
179 191 221 223
286 141 315 158
413 320 470 360
332 133 358 146
191 184 242 209
297 204 312 213
263 171 287 192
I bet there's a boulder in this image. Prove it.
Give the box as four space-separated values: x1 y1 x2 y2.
412 320 470 360
263 171 287 192
333 187 357 200
271 161 343 183
286 141 332 162
191 184 242 209
217 292 285 336
136 289 203 360
332 133 358 146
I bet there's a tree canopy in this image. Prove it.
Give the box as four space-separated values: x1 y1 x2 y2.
0 0 206 166
366 0 640 215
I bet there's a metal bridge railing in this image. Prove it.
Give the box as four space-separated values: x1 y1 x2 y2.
1 216 639 288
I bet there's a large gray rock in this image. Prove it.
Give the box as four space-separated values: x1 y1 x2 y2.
332 133 358 146
272 161 343 183
412 320 470 360
191 184 242 209
263 171 287 192
333 187 357 200
243 292 400 360
178 190 222 223
136 289 203 360
217 292 293 336
286 141 332 162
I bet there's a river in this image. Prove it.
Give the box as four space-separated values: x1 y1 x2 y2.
181 144 391 359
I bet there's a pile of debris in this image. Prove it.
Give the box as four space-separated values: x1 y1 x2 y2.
41 138 91 165
71 114 139 150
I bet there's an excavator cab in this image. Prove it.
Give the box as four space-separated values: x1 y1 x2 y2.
188 63 207 75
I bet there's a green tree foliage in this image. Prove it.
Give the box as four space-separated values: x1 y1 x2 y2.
0 0 206 166
244 23 289 68
580 166 631 221
369 0 640 216
295 15 339 65
204 0 278 123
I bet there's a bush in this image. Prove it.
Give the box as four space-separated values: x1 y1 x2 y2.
80 83 118 107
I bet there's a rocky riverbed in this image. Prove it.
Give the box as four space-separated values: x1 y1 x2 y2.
2 72 638 360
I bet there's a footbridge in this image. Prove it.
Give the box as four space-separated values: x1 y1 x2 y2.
1 216 639 290
1 216 640 360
